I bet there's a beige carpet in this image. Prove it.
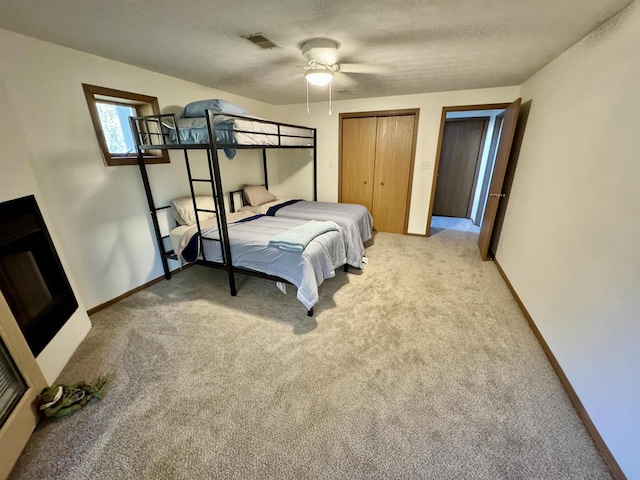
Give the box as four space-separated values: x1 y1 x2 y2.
11 224 611 479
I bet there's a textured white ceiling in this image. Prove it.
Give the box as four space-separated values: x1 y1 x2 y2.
0 0 632 105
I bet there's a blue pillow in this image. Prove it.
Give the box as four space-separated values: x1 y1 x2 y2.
181 99 247 118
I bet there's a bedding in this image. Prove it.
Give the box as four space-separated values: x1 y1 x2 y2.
268 220 339 252
236 198 373 268
170 195 216 226
161 114 313 159
169 213 346 310
243 184 276 207
163 117 237 159
162 115 313 159
182 99 247 118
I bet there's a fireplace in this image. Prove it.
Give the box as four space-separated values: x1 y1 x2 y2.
0 196 78 356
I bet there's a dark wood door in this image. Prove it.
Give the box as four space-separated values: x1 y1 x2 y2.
433 118 488 218
478 98 521 260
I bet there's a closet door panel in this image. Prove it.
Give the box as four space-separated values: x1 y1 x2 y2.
372 115 415 234
340 117 376 211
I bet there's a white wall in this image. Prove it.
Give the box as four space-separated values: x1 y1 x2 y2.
272 87 520 234
0 29 274 312
0 78 91 383
495 2 640 478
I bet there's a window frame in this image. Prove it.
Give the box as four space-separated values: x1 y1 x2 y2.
82 84 169 167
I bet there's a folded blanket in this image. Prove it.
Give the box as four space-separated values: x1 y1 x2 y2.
268 220 339 252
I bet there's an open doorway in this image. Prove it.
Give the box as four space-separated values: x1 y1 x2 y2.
431 109 504 234
426 100 522 260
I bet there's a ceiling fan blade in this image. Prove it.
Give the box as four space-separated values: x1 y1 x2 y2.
338 63 391 74
335 72 359 89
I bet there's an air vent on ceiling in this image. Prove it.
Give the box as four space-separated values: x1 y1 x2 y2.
242 33 279 49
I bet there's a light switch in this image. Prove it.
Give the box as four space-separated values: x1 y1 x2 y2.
421 161 430 170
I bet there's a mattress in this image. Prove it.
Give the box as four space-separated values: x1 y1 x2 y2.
162 115 313 149
169 214 346 310
240 199 373 268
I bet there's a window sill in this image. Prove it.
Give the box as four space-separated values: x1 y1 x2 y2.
105 154 169 167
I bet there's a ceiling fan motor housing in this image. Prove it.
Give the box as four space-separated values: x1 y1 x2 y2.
301 39 339 66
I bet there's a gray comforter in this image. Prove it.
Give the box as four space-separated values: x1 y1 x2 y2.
179 215 346 310
269 201 373 268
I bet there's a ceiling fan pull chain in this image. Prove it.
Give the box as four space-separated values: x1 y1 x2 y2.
306 80 310 114
329 79 332 116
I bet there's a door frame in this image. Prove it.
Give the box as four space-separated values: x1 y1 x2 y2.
339 108 420 234
425 102 511 237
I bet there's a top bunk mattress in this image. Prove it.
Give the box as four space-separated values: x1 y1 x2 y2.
161 115 314 148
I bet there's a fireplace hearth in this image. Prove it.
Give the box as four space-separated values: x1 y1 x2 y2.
0 196 78 356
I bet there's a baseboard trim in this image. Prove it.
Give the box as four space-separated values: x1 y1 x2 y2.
493 258 626 480
87 265 190 316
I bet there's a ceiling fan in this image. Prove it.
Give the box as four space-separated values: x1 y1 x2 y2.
298 38 388 114
301 39 340 86
300 38 387 87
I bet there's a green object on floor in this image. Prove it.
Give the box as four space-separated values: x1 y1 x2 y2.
36 377 108 419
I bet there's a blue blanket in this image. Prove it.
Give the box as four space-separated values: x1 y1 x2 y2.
268 220 339 252
166 121 237 159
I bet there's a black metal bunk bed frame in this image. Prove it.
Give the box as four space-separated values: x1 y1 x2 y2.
129 112 318 315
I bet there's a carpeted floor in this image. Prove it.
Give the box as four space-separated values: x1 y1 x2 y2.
11 222 611 479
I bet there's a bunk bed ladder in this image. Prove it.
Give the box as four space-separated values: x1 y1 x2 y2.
133 148 172 280
129 117 171 280
183 148 237 297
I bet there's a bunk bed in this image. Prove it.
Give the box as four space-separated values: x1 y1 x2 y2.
229 191 373 269
129 108 343 316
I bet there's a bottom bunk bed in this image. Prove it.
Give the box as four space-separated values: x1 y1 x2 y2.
169 211 347 314
230 187 373 269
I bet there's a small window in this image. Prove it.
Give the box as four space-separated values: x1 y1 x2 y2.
82 84 169 166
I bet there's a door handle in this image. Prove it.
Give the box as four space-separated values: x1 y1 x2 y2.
364 181 367 185
490 193 506 198
380 182 384 186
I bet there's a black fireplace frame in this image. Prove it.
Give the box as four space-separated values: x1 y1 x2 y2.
0 195 78 356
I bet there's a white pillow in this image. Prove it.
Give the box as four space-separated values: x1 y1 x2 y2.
243 185 276 207
170 196 216 226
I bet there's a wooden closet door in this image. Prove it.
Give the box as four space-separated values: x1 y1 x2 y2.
372 115 415 234
340 117 377 211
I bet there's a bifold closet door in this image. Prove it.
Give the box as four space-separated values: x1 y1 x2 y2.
371 115 415 234
341 117 377 211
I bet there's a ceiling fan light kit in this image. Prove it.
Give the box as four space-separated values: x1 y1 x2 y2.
301 39 341 115
305 68 334 86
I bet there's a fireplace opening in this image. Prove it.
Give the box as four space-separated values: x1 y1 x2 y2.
0 196 78 356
